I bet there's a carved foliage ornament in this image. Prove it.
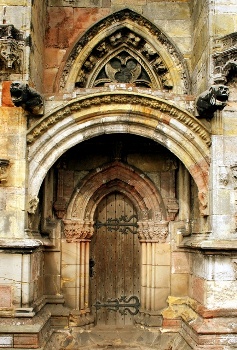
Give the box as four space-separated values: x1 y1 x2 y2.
63 220 94 242
138 221 169 242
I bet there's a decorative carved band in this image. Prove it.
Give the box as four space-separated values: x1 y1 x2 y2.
63 220 94 242
138 221 169 242
27 92 211 148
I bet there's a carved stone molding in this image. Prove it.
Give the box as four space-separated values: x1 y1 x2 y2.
63 220 94 242
27 93 211 148
138 221 169 242
213 32 237 84
0 25 25 77
59 9 190 93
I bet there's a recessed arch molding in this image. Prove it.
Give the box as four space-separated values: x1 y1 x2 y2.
27 91 211 216
63 161 170 242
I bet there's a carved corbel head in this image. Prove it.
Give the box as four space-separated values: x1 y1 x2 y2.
0 159 10 183
10 81 44 116
196 85 229 119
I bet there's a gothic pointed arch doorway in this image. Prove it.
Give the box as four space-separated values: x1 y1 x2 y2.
90 191 140 326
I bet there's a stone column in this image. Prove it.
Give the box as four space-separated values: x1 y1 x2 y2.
63 219 94 327
136 220 170 327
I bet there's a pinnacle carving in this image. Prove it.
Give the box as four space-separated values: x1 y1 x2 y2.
0 25 25 78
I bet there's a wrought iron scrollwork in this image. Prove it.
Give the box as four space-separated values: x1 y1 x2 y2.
95 214 138 234
94 295 140 315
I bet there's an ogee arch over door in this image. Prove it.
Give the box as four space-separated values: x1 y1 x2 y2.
90 192 140 326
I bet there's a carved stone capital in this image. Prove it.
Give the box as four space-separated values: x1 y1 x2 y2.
63 220 94 242
138 221 169 242
0 159 10 183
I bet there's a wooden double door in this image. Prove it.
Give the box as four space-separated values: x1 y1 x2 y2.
90 192 140 326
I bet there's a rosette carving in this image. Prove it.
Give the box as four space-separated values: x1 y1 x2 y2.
63 220 94 242
138 221 169 242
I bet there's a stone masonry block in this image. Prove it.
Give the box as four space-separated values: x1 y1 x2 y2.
2 82 14 107
190 275 205 304
0 285 12 307
0 335 13 347
171 251 190 274
171 273 189 296
14 334 38 348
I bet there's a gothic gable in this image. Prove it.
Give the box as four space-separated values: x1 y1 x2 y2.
57 9 190 94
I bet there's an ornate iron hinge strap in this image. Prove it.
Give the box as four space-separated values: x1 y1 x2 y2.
95 215 138 234
94 295 140 315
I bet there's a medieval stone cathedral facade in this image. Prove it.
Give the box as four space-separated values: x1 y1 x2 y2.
0 0 237 348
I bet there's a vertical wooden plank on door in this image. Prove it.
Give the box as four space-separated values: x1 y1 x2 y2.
90 191 140 326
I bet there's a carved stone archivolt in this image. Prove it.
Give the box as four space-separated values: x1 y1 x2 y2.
58 9 190 93
138 221 169 242
213 32 237 85
0 25 25 78
63 220 94 242
27 91 210 217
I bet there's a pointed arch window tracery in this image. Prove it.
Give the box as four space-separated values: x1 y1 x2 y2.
75 27 173 90
58 9 190 94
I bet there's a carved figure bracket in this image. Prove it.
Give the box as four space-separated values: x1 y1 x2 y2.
196 85 229 119
10 82 44 116
0 159 10 184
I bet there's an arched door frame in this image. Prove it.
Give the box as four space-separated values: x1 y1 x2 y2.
27 91 210 216
62 161 171 326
